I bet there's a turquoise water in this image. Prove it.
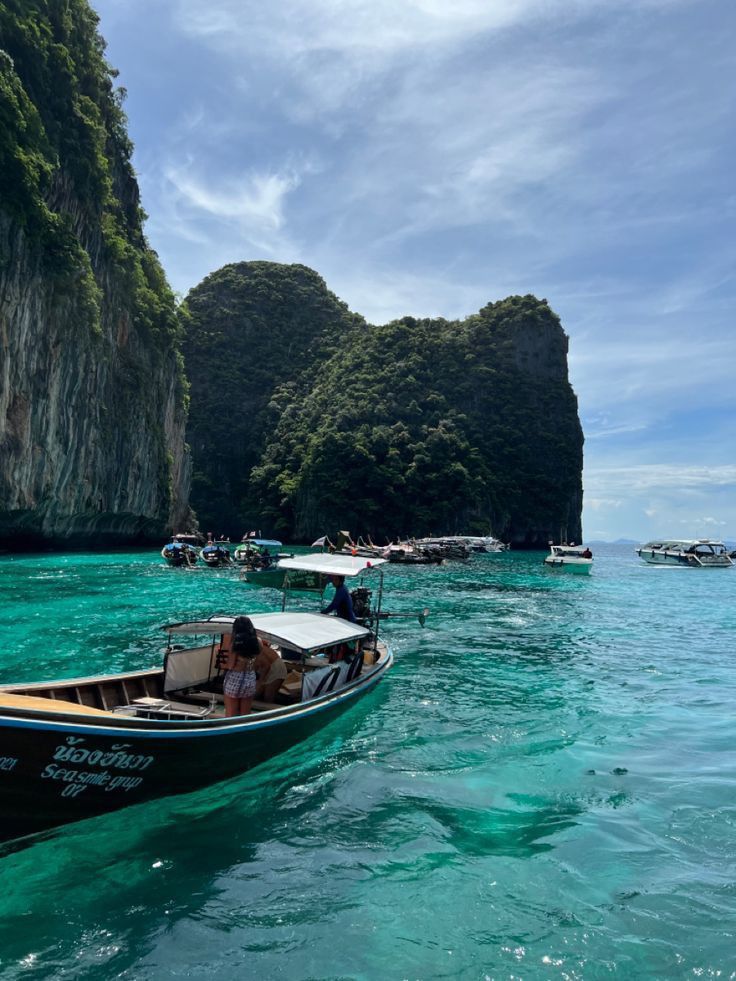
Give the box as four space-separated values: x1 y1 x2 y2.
0 545 734 979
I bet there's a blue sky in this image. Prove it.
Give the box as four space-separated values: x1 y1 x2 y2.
95 0 736 542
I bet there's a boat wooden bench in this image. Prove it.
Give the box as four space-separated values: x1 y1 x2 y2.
114 696 214 720
0 692 115 717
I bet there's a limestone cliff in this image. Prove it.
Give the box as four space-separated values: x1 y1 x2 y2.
0 2 191 546
184 263 583 547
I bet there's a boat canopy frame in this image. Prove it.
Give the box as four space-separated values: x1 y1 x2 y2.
276 553 387 647
161 612 374 697
163 611 371 655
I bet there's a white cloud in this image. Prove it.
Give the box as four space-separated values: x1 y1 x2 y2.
175 0 688 63
587 498 623 510
324 265 491 325
143 160 305 267
175 0 535 58
585 465 736 495
164 166 300 229
570 329 735 418
585 421 649 440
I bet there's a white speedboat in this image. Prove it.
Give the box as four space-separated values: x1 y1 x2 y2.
544 543 593 575
635 540 733 568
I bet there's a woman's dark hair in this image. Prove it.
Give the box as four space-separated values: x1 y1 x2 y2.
231 615 260 657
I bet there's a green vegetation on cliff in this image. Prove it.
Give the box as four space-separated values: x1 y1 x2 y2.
182 262 365 535
184 263 583 546
0 0 180 347
0 0 191 545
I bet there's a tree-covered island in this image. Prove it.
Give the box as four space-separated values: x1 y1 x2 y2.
183 263 583 547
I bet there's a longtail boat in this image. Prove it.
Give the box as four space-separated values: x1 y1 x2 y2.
0 557 392 844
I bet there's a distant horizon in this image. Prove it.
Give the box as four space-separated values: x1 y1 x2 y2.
585 536 735 545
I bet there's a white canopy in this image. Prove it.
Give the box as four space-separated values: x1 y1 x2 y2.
278 553 386 577
164 611 369 653
640 539 726 549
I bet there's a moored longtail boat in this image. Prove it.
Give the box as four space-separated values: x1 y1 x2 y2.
200 541 233 567
233 537 287 566
0 585 390 844
161 539 199 567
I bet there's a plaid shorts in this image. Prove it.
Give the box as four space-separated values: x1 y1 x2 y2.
223 669 256 698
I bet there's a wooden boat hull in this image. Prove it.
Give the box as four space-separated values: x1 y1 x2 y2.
387 554 443 565
0 657 390 843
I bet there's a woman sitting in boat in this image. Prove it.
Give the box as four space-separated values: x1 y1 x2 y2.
220 616 260 717
254 638 288 702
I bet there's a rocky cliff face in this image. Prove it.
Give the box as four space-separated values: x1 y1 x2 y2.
0 3 192 547
458 295 584 547
0 215 192 547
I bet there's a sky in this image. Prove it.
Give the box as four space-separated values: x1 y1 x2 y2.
94 0 736 542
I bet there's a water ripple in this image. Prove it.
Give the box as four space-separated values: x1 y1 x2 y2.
0 545 734 977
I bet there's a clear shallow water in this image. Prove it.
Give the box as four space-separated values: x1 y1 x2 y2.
0 545 734 979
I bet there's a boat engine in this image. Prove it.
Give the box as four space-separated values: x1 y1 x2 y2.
350 586 372 622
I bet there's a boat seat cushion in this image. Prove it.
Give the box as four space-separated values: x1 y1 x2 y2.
301 666 340 699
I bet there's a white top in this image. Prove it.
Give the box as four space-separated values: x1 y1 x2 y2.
278 553 386 577
639 539 727 550
164 611 369 653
